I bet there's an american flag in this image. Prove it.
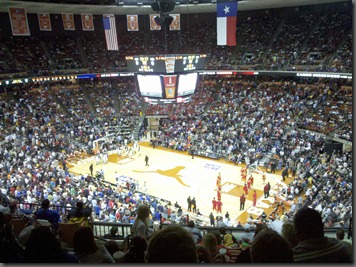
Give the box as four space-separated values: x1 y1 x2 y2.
103 14 118 50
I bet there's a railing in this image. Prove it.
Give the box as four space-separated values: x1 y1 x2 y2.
92 221 132 241
4 201 351 241
89 220 350 242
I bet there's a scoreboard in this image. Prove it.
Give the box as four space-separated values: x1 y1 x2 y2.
126 54 206 73
135 72 198 99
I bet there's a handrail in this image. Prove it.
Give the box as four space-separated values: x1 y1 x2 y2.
2 201 348 240
89 220 348 241
4 201 349 234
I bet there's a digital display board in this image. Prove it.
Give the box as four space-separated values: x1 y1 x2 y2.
135 72 198 99
177 72 198 96
136 74 163 97
126 54 206 73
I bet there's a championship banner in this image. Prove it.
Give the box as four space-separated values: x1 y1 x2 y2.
37 13 52 31
81 14 94 31
163 75 177 99
149 14 161 30
127 15 139 31
164 56 175 73
169 14 180 31
62 13 75 30
8 7 30 36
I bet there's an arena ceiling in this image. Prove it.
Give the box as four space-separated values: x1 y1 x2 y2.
0 0 349 15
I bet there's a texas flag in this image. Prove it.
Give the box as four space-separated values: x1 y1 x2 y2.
217 0 238 46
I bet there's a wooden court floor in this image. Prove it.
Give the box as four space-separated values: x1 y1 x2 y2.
68 142 292 225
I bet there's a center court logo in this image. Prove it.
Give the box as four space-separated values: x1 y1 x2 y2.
133 166 189 187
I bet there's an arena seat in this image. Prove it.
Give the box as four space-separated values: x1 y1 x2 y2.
58 222 80 248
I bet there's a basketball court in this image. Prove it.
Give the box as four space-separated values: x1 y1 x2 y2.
68 141 290 225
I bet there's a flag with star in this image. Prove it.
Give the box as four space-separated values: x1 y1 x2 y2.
217 0 237 46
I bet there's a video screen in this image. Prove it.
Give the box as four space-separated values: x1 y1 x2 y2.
136 74 163 97
177 72 198 96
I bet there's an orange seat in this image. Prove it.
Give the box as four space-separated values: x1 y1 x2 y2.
10 218 27 237
58 222 80 248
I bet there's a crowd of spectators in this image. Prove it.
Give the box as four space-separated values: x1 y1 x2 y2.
47 36 84 71
0 2 352 262
264 13 318 70
0 205 352 263
0 75 352 230
296 9 352 68
0 77 352 264
0 3 352 77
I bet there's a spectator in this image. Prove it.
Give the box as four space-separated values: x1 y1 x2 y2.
0 196 10 214
103 240 120 258
0 211 24 263
67 200 93 227
216 216 226 228
214 251 229 263
335 229 352 252
23 226 78 263
131 204 151 240
202 233 219 260
186 220 203 244
293 208 352 263
196 244 212 263
123 236 147 263
223 232 237 247
210 229 224 250
34 199 60 229
347 216 352 239
103 226 122 239
250 228 294 263
235 223 268 263
145 225 198 263
236 223 254 244
73 226 114 263
281 222 298 248
9 200 32 223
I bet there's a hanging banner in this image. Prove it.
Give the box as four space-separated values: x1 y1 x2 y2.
165 56 176 73
37 13 52 31
169 14 180 31
149 14 161 30
103 14 119 51
217 0 238 46
81 14 94 31
62 13 75 30
8 7 30 36
127 15 139 31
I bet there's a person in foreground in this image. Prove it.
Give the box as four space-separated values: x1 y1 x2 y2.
23 227 78 263
145 225 198 263
73 226 114 263
292 207 352 263
250 228 294 263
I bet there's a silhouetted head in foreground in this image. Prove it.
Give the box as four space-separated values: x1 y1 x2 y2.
145 225 198 263
293 207 324 242
250 228 293 263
